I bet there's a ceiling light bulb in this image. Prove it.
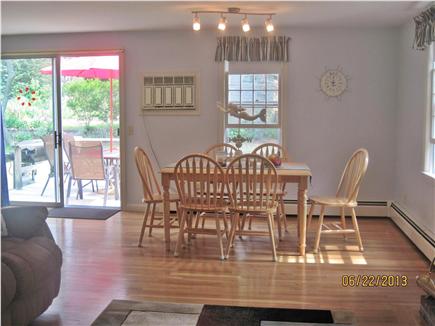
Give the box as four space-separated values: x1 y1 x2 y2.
192 14 200 31
265 16 274 32
218 15 227 31
241 15 250 32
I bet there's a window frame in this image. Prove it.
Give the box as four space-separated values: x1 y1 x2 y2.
222 62 286 149
430 68 435 174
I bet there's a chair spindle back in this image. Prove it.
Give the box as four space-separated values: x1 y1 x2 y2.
174 154 225 210
134 147 161 202
336 148 369 203
226 154 278 212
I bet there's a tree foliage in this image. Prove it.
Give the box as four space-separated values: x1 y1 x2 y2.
63 78 119 127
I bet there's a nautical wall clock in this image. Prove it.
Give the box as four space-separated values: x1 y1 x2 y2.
319 66 350 99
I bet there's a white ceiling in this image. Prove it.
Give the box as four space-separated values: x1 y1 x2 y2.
1 1 428 36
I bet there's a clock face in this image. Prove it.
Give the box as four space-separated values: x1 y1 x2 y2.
320 70 348 97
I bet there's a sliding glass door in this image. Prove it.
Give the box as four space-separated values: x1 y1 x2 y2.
1 56 63 205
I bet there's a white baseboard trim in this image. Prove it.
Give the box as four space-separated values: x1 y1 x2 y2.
388 202 435 260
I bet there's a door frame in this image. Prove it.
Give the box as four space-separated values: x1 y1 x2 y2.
1 54 64 207
1 49 126 209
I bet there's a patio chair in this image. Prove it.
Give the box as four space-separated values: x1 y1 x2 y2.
40 134 55 196
66 141 109 206
62 132 75 182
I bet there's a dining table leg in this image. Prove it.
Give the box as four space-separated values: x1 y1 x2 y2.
162 173 171 252
297 176 308 256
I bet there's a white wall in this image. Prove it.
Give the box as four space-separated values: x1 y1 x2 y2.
396 21 435 238
2 27 399 208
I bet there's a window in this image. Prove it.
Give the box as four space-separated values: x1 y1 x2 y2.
224 73 281 153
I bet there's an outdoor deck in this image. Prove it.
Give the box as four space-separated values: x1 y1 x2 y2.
6 160 120 207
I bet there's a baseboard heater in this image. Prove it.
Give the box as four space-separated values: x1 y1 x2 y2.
390 203 435 258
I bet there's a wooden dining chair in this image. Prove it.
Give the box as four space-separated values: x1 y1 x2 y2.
308 148 369 253
251 143 290 238
225 154 280 261
134 146 179 247
252 143 290 161
173 154 228 260
205 143 238 160
67 141 109 206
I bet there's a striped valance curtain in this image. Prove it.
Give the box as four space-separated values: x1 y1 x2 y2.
215 36 290 62
413 5 435 50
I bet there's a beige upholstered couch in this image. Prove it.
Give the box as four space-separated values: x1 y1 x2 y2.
1 206 62 326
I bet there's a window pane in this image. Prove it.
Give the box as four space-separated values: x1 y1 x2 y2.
266 74 279 90
241 75 253 90
228 114 239 125
267 91 279 104
228 91 240 103
266 107 279 124
254 75 266 90
225 128 280 153
252 107 266 125
240 107 254 125
254 91 266 104
241 91 253 104
228 75 240 90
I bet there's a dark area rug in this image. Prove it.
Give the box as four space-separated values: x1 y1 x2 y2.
92 300 354 326
48 207 119 220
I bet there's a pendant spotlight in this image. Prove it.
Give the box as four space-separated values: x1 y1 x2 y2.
191 8 276 33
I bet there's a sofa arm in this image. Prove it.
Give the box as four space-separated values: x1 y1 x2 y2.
1 206 52 240
1 262 16 310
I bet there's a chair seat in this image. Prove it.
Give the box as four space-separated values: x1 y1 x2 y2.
311 196 356 207
229 202 278 214
143 193 179 203
179 204 227 212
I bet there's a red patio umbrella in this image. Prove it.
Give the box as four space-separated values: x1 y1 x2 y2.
41 56 119 152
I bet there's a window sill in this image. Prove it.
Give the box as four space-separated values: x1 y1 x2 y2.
421 171 435 182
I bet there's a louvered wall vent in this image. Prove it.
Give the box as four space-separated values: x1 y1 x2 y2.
143 74 197 112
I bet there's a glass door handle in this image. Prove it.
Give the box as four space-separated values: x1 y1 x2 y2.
54 131 62 149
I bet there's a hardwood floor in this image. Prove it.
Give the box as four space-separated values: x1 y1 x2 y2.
32 211 429 326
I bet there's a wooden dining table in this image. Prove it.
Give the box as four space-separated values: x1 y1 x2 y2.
160 162 312 256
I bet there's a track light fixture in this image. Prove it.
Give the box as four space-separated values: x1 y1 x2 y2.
191 8 276 33
241 15 250 32
218 14 227 31
265 15 274 32
192 13 200 31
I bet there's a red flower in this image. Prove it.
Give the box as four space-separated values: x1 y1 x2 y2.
19 89 23 93
25 87 29 91
32 98 36 101
28 103 31 106
21 102 25 106
31 91 36 94
16 96 21 100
